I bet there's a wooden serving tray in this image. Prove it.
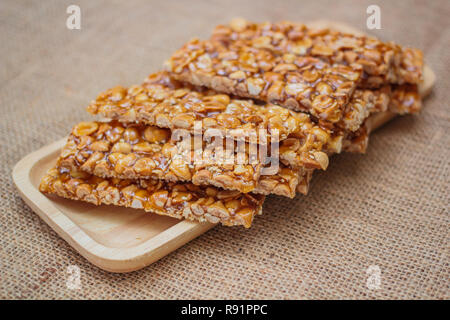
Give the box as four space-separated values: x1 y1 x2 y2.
13 139 215 272
12 22 435 273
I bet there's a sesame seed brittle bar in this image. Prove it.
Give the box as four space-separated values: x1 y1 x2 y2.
39 167 265 228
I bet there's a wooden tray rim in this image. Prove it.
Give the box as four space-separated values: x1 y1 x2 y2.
12 139 215 272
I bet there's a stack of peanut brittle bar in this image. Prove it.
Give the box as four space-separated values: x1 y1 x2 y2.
40 19 424 228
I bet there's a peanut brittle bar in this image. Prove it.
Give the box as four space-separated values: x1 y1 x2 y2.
58 120 316 197
80 85 418 196
87 71 343 140
87 71 396 133
165 38 361 124
211 19 423 87
60 121 260 193
92 74 417 133
149 71 398 131
39 167 265 228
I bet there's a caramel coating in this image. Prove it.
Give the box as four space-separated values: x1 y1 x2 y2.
165 38 360 123
212 19 423 86
39 167 265 228
58 120 314 197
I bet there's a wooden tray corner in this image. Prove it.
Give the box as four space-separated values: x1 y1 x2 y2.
12 138 215 272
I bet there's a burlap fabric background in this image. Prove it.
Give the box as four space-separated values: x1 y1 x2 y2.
1 0 448 299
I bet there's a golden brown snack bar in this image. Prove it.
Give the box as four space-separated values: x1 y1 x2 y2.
80 85 418 196
146 71 401 131
59 121 259 193
211 19 423 87
87 71 348 140
88 72 417 134
145 72 419 129
39 167 265 228
165 38 361 124
58 120 316 197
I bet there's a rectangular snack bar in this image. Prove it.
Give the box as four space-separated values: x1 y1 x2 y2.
87 71 348 140
88 71 390 135
81 80 420 178
39 167 265 228
211 19 423 87
165 38 362 125
142 72 419 130
82 85 418 195
59 121 259 193
58 120 316 197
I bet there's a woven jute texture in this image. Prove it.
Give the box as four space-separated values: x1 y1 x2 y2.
1 0 448 299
